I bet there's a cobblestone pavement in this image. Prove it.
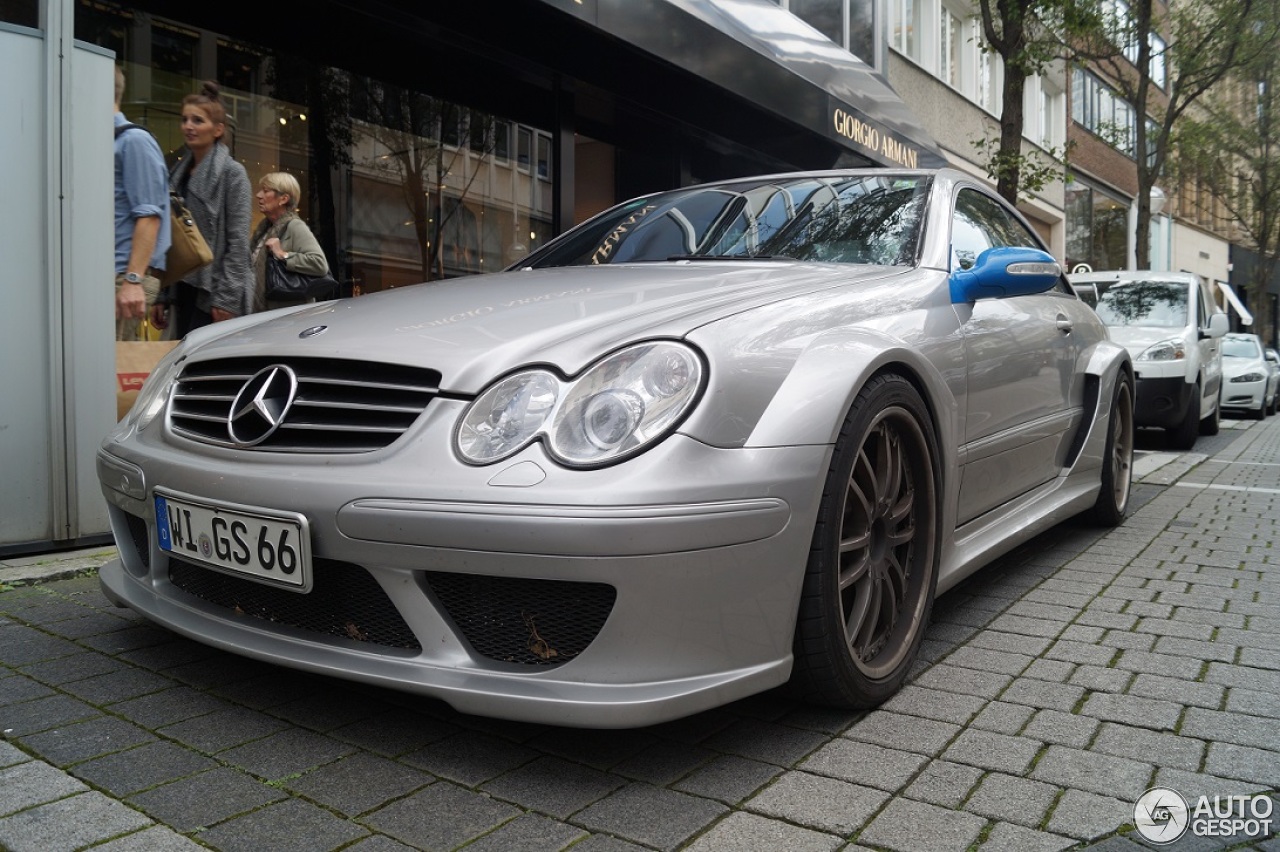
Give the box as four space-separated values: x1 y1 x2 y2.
1 417 1278 852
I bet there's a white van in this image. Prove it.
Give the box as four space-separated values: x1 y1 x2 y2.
1069 270 1228 449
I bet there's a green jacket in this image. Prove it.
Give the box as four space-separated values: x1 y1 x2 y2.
250 212 330 311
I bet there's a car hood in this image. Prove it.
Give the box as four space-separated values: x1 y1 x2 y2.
1100 325 1188 357
184 262 901 392
1221 355 1266 378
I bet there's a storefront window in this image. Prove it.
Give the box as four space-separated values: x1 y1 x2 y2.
1 0 39 28
77 0 554 306
1065 179 1129 272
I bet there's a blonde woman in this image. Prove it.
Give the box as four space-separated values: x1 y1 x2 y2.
250 171 331 311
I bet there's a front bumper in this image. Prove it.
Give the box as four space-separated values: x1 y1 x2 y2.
97 402 829 727
1221 378 1265 411
1131 373 1195 429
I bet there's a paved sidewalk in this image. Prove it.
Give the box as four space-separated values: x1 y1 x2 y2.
1 418 1278 851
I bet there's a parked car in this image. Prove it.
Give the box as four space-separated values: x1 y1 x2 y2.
1221 333 1277 419
97 169 1133 727
1266 348 1280 416
1068 270 1227 449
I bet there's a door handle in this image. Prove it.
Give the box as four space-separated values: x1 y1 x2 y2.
1056 316 1073 333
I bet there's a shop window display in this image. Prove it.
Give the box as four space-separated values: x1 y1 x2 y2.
77 0 554 297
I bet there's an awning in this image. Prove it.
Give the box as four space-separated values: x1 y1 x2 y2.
545 0 947 169
1218 281 1254 325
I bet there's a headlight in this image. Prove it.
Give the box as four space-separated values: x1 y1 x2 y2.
1231 372 1265 383
131 345 187 430
456 371 559 463
456 341 705 467
1137 340 1185 361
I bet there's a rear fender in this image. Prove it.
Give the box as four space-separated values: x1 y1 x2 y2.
1071 340 1132 476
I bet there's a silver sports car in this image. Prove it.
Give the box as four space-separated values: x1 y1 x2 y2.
98 169 1134 727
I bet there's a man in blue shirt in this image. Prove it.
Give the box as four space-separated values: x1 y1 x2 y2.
114 65 171 340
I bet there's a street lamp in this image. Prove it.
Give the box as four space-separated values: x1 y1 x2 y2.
1130 185 1169 270
1149 185 1167 216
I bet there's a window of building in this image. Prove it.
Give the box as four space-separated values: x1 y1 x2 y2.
492 119 511 163
1027 74 1065 149
517 126 532 172
776 0 878 66
1 0 39 28
975 41 1000 114
1149 33 1166 89
1072 69 1137 156
940 5 963 90
1065 179 1129 271
890 0 921 62
846 0 874 66
536 133 552 180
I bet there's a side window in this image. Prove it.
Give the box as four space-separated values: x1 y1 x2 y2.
951 188 1041 271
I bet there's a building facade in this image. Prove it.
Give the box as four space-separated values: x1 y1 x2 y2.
1 0 945 553
884 0 1069 256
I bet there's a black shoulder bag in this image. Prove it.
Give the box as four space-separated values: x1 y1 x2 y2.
264 220 338 300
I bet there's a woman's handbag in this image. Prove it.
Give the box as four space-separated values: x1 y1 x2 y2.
265 254 339 300
113 124 213 287
162 192 213 287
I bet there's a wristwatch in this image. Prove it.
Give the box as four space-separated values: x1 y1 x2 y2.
124 272 144 284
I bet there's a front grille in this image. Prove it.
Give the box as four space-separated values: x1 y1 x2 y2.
169 356 441 453
169 557 421 651
424 572 616 667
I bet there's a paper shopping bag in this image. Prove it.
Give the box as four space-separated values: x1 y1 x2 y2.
116 340 179 420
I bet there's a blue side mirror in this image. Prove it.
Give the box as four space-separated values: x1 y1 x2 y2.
949 246 1062 304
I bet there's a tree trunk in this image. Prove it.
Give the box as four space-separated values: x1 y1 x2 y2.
997 73 1028 206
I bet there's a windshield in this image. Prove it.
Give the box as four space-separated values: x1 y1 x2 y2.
520 175 929 268
1223 337 1261 358
1083 280 1188 328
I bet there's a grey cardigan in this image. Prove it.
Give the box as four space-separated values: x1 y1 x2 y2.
169 143 254 316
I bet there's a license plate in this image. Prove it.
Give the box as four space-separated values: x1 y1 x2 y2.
154 489 312 592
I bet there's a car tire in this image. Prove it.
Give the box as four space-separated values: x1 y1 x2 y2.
1087 373 1134 527
1253 400 1266 420
790 373 940 709
1200 397 1220 435
1169 385 1200 450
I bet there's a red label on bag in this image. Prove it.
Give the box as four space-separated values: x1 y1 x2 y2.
118 372 150 392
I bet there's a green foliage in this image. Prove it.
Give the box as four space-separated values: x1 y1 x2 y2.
975 0 1108 201
1173 24 1280 343
972 135 1073 201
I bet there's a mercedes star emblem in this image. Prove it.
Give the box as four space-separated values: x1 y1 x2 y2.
227 365 299 447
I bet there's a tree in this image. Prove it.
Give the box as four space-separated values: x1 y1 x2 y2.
1090 0 1276 269
349 77 497 282
1177 36 1280 345
975 0 1104 205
